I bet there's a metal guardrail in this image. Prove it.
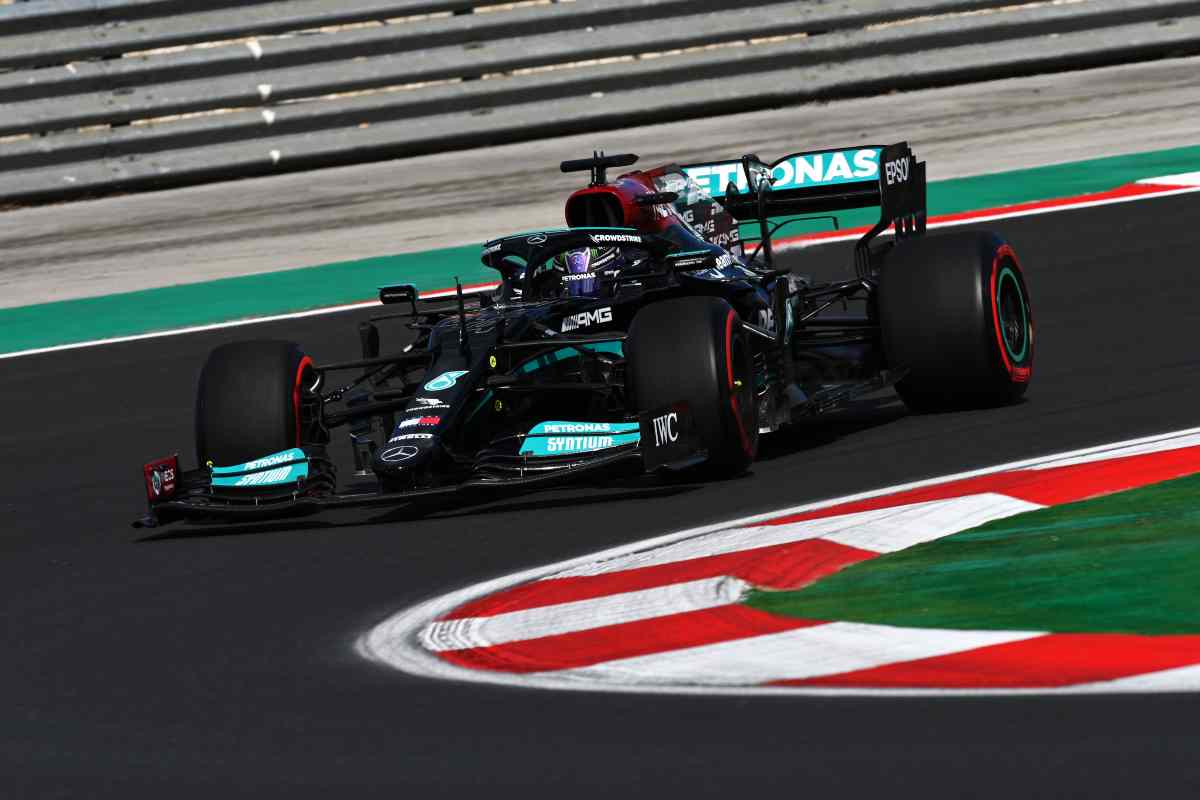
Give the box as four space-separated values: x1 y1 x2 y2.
2 0 1199 203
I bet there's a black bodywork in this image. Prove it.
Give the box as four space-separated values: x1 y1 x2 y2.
136 143 927 527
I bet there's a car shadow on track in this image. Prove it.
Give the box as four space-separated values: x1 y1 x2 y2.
755 393 909 462
136 395 908 543
133 482 702 543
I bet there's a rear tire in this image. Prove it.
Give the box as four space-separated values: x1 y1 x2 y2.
627 297 758 476
195 340 314 466
878 231 1034 411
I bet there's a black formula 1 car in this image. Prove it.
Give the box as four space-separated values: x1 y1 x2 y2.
136 142 1034 527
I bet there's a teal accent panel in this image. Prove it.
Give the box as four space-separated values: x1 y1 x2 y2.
517 341 624 374
519 430 640 456
685 148 881 196
211 462 309 488
210 447 306 475
526 421 640 436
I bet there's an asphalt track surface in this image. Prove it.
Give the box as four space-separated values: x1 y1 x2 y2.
4 193 1200 797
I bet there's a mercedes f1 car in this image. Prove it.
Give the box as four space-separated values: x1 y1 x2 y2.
136 142 1034 527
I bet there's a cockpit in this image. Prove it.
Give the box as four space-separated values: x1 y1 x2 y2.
524 242 654 300
481 230 664 302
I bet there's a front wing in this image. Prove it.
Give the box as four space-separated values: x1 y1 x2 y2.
133 404 702 528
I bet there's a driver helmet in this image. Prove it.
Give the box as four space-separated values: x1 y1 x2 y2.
554 246 621 297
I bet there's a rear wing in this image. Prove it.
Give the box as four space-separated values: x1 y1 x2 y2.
680 143 926 275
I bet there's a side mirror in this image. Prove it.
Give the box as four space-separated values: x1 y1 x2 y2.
634 191 679 206
379 283 416 304
379 283 418 315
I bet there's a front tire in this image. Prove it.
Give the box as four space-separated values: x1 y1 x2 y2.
195 340 314 466
627 297 758 476
878 231 1034 411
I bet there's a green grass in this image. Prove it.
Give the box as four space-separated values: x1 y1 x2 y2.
0 245 489 353
746 472 1200 634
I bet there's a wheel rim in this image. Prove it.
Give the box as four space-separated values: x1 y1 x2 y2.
995 265 1029 364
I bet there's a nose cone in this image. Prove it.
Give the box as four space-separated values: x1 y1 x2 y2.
373 443 423 470
373 426 439 474
374 410 446 476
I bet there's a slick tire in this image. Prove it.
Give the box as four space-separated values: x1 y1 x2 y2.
195 340 314 467
627 297 758 476
878 231 1034 412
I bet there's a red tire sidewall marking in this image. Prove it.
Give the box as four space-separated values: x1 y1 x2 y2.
989 245 1032 383
293 355 313 447
724 309 753 457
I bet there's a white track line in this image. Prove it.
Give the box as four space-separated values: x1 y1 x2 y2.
357 424 1200 696
554 493 1039 579
772 184 1200 251
554 623 1041 687
4 181 1198 362
1029 429 1200 468
1082 663 1200 692
1138 172 1200 186
820 493 1040 553
421 576 747 652
0 299 380 362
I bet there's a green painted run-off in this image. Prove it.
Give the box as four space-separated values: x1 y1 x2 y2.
746 472 1200 635
4 144 1199 356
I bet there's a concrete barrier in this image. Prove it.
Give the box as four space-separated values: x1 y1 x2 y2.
2 0 1199 202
